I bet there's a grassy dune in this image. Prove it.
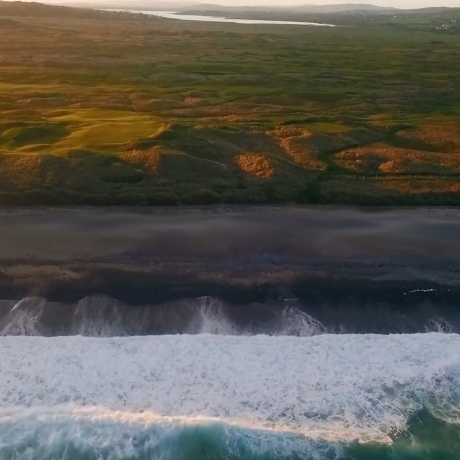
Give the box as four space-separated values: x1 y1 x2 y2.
0 2 460 205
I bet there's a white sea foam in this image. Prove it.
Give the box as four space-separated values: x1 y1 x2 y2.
187 297 237 335
0 296 328 337
72 294 125 336
0 298 46 336
0 333 459 448
188 297 326 336
404 289 437 295
0 407 344 460
276 306 326 336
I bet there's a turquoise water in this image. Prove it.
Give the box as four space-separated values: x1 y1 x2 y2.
1 410 458 459
347 411 460 460
0 333 458 459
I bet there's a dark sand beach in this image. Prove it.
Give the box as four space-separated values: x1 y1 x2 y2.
1 206 459 334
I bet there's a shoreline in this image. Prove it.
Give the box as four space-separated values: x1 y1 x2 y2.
1 206 459 334
0 206 459 298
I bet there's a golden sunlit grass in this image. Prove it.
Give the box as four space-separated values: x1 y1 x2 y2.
51 111 167 152
235 153 275 178
307 122 351 134
0 2 460 205
335 144 460 175
1 109 167 153
269 127 322 169
396 123 460 152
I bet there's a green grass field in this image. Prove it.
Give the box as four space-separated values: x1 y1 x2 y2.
0 1 460 205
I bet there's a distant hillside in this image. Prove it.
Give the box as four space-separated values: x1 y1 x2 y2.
48 1 458 16
46 1 457 16
400 6 457 14
60 0 196 10
179 3 398 14
0 1 106 17
291 4 397 13
179 4 275 13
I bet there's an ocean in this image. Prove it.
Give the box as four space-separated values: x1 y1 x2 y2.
0 296 459 460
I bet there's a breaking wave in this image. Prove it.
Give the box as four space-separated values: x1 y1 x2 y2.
0 294 457 337
0 333 459 459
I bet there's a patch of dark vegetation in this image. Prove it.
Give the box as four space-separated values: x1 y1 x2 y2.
1 124 68 148
388 133 456 154
0 17 21 27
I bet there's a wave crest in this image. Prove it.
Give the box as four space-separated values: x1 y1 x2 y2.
0 407 344 460
72 294 125 337
0 294 457 337
1 334 459 442
0 297 46 336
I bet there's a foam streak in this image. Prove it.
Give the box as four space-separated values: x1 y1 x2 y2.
0 333 459 445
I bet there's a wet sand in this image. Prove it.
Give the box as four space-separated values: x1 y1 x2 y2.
1 206 460 299
1 206 459 333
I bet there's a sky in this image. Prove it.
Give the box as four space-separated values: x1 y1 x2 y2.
40 0 460 8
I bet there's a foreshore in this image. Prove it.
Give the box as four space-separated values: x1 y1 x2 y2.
0 206 459 299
